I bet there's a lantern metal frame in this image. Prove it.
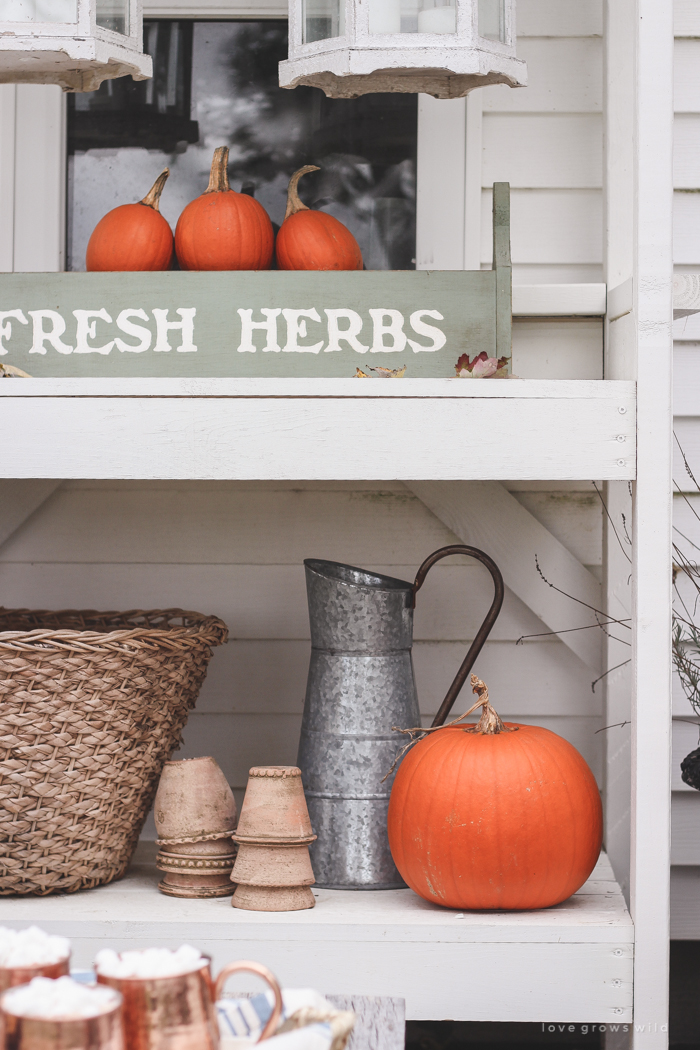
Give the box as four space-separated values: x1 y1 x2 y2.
279 0 527 98
0 0 151 91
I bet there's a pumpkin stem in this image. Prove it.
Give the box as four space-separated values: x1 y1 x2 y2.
464 675 514 735
205 147 231 194
284 165 320 221
140 169 170 212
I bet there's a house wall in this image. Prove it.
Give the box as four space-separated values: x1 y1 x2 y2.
670 1 700 941
0 3 616 847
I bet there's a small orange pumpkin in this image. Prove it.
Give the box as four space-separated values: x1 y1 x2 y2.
86 169 173 272
275 165 363 272
175 147 274 271
388 675 603 911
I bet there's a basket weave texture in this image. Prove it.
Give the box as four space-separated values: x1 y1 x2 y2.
0 608 228 896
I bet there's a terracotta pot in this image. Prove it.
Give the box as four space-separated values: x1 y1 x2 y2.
156 836 236 899
235 767 314 844
158 871 235 899
231 884 315 912
231 843 314 888
154 757 237 845
0 957 70 994
0 987 123 1050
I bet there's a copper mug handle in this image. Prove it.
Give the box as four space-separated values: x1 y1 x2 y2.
213 961 284 1042
412 544 504 728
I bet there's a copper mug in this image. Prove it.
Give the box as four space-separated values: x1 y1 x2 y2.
0 956 70 994
0 985 123 1050
97 959 283 1050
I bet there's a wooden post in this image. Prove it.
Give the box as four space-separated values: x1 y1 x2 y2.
605 0 674 1046
492 182 512 366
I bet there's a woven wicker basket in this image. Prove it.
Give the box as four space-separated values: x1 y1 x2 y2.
0 608 228 896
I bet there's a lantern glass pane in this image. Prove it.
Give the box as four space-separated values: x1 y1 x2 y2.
303 0 343 42
0 0 76 20
96 0 128 34
478 0 505 41
369 0 455 35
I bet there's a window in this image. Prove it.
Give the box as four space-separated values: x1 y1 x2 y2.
67 21 417 272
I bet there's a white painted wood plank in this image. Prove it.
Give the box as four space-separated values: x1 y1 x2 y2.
407 481 603 670
516 0 602 38
326 995 404 1050
13 86 65 273
178 711 603 792
0 378 633 399
511 488 602 565
674 116 700 190
463 89 482 272
0 479 61 550
673 418 700 481
674 194 700 266
0 483 601 569
674 40 700 113
0 394 637 481
483 116 602 189
513 286 607 316
482 39 602 113
675 0 700 37
512 320 603 380
0 85 15 274
416 95 465 271
482 190 603 266
0 562 556 644
671 793 700 865
195 639 602 717
631 1 674 1046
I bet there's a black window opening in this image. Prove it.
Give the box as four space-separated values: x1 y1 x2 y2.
67 21 417 272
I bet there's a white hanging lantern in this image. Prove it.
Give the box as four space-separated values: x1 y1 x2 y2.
0 0 151 91
279 0 526 98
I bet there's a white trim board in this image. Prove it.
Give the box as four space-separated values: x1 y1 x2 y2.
408 481 603 671
0 848 632 1023
0 384 636 481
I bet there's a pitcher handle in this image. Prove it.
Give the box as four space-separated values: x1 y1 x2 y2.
214 961 284 1042
412 544 504 728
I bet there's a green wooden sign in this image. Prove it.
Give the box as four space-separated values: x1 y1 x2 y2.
0 185 511 380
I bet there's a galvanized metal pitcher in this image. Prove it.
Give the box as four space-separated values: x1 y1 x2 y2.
298 544 504 889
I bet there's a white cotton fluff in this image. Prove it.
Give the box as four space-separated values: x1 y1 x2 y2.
0 927 70 968
2 977 119 1019
94 945 204 980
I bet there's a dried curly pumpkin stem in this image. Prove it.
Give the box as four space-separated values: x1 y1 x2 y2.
381 674 515 781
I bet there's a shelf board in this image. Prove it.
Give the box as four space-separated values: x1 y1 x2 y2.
0 847 632 1023
0 379 636 482
512 284 607 317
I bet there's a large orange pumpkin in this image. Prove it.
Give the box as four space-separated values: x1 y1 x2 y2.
275 165 363 271
388 675 603 911
86 169 173 272
175 147 273 271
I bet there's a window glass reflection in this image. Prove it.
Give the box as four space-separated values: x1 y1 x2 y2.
478 0 505 41
67 21 417 272
303 0 343 43
96 0 128 35
0 0 76 21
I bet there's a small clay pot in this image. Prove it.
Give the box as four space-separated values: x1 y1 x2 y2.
158 870 235 898
235 766 314 844
154 757 236 844
231 842 314 888
156 834 236 899
232 883 315 912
